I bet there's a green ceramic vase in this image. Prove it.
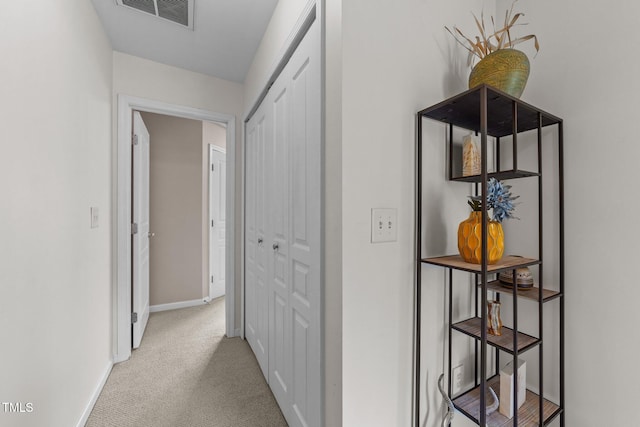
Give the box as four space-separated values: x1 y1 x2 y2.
469 49 530 98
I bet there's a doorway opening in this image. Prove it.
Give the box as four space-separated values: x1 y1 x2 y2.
114 96 236 363
138 112 227 318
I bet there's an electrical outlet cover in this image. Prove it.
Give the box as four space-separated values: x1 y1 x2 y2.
452 364 464 394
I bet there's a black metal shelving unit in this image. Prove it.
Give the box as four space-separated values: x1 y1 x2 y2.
414 85 565 427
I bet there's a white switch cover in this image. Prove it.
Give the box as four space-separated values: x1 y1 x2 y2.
91 207 99 229
371 208 397 243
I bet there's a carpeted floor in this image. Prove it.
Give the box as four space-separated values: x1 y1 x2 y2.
86 298 287 427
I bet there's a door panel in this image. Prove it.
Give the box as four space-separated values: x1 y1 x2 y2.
255 111 270 374
245 103 269 377
292 309 309 422
209 146 226 300
245 124 257 343
286 20 321 427
132 111 151 349
268 81 291 406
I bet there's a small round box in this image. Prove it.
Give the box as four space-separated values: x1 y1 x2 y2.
498 267 534 289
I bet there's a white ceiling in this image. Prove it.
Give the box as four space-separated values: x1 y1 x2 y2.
90 0 279 83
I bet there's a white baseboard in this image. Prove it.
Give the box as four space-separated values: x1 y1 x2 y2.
76 360 112 427
149 298 207 313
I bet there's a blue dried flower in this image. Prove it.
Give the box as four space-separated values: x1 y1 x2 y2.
468 178 519 223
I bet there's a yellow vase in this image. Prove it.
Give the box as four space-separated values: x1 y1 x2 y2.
468 49 530 98
457 211 504 264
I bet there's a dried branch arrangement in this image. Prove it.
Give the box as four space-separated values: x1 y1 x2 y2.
446 0 540 66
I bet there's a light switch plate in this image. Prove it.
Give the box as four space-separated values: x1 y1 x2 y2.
371 208 397 243
91 207 99 229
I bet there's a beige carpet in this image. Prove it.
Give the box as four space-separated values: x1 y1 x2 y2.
86 298 287 427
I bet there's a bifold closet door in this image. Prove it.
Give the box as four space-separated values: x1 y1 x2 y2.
245 102 269 377
245 19 321 427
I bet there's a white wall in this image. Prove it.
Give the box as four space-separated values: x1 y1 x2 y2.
0 1 113 426
495 0 640 425
340 1 486 426
323 0 343 425
342 0 640 425
203 122 227 150
243 0 310 111
141 112 204 306
113 52 244 325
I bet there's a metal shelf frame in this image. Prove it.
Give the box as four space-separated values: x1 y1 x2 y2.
414 85 565 427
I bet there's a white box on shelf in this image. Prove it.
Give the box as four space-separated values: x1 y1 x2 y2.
499 359 526 418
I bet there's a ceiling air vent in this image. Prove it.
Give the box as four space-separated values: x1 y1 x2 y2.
117 0 194 29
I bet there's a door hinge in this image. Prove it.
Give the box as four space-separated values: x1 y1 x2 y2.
131 312 138 324
131 223 138 235
133 134 139 146
211 219 214 228
211 164 215 172
211 275 214 283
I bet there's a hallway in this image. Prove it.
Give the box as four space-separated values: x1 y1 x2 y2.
87 298 287 427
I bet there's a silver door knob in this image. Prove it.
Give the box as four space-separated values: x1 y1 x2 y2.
148 232 155 238
272 243 279 251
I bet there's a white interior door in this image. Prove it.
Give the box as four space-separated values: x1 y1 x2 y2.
209 145 226 300
132 111 151 349
245 102 270 376
244 19 321 427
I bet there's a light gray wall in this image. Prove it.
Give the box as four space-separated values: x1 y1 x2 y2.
141 112 204 306
323 1 343 425
498 1 639 425
340 0 640 425
0 1 113 426
203 121 226 150
340 1 487 426
243 0 309 113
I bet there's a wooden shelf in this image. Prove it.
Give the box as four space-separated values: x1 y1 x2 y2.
485 280 561 303
451 169 540 183
454 375 562 427
421 255 539 274
452 318 540 354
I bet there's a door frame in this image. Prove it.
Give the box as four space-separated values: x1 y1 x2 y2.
208 143 227 301
114 95 236 363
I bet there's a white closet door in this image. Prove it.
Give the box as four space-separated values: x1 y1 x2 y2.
245 103 269 376
268 69 292 408
268 20 321 426
244 18 321 427
287 19 321 427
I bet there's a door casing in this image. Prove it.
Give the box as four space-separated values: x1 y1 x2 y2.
114 96 236 363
